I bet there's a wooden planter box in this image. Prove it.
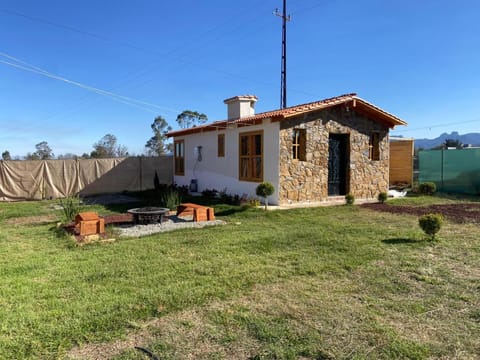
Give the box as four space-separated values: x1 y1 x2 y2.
75 212 105 236
176 203 215 222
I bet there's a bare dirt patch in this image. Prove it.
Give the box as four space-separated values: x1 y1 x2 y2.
360 202 480 224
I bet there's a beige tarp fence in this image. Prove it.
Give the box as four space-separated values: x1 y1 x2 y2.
0 156 173 201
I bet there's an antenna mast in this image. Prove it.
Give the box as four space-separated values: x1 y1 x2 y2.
274 0 290 109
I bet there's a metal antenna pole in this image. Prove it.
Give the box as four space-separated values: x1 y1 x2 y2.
274 0 290 109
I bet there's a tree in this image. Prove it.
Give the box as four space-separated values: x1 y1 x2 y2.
145 116 172 156
90 134 128 158
34 141 54 159
2 150 11 160
25 152 40 160
432 139 463 150
444 138 463 149
57 153 78 160
256 182 275 210
176 110 208 129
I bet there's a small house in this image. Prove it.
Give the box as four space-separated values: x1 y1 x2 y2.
389 137 415 186
167 93 407 205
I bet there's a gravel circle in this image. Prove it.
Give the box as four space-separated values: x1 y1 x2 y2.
117 216 226 237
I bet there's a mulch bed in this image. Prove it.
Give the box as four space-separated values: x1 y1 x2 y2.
102 213 134 225
360 203 480 224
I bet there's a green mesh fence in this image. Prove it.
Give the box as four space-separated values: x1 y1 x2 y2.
419 148 480 194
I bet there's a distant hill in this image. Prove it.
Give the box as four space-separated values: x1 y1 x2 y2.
414 132 480 149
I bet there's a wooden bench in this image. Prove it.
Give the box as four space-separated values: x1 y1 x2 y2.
176 203 215 222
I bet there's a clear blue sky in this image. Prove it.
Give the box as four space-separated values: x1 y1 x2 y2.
1 0 479 158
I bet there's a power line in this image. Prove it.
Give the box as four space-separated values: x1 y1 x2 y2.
1 4 326 117
290 1 326 16
392 118 480 133
1 4 293 113
0 51 180 114
0 8 153 54
1 3 315 99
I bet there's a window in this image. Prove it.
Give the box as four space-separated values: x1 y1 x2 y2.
292 129 306 161
218 133 225 157
369 132 380 161
174 140 185 175
239 131 263 182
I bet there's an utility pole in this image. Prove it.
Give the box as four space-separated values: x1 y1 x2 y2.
274 0 290 109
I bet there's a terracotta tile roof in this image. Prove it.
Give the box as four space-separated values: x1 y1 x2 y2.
167 93 407 137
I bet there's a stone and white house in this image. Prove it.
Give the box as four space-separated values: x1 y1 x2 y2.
167 93 407 205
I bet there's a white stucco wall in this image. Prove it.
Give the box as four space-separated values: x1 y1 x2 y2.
173 119 281 204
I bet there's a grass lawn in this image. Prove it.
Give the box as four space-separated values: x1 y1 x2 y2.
0 195 478 359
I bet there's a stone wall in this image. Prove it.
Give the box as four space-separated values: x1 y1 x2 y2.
278 106 389 204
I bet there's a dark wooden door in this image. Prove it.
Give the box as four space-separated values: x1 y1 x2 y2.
328 134 349 196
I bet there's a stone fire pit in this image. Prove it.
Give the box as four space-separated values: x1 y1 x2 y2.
127 207 170 225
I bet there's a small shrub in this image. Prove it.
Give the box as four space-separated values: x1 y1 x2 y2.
59 195 82 223
153 171 161 190
345 193 355 205
419 213 443 240
419 182 437 195
378 192 388 203
410 181 420 193
248 198 261 207
218 190 241 206
232 194 241 206
175 184 190 197
256 182 275 210
159 188 181 210
219 191 232 204
201 188 218 200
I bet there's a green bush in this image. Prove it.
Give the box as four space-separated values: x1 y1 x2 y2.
378 192 388 203
419 182 437 195
219 192 241 206
345 193 355 205
216 188 241 206
59 195 82 223
201 188 218 200
419 213 443 240
256 182 275 210
159 188 182 210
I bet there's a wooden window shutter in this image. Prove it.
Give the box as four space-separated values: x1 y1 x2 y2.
299 129 307 161
218 134 225 157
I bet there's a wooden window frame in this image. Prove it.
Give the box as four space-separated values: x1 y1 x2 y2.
239 130 263 182
217 133 225 157
292 128 306 161
369 132 380 161
174 139 185 175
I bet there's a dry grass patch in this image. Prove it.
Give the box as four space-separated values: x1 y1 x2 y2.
66 219 480 359
4 214 57 226
67 274 436 359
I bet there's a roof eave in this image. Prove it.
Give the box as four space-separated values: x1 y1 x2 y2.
166 94 408 137
352 98 407 128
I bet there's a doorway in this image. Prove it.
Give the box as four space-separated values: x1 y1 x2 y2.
328 134 349 196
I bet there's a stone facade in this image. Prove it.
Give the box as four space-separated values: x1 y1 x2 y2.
278 106 389 204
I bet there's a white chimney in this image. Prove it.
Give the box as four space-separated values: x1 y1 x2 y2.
223 95 258 120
